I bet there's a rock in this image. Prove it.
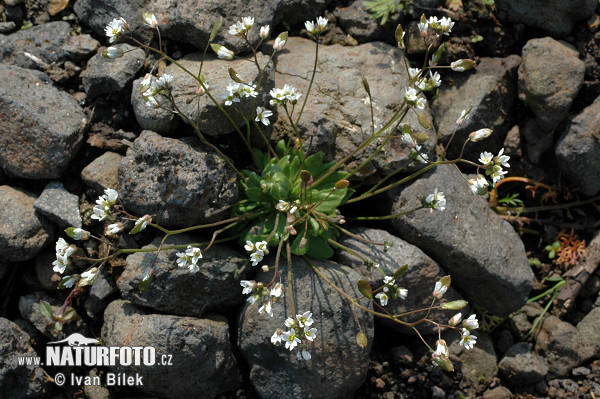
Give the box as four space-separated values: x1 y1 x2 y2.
496 0 596 36
81 151 123 192
82 43 145 100
498 342 548 386
164 51 275 135
0 318 46 399
117 234 246 317
431 55 521 160
34 181 82 229
63 34 101 62
502 125 525 176
392 345 414 366
83 369 111 399
18 292 87 340
336 227 466 335
0 21 72 68
102 299 241 399
535 315 593 378
450 331 498 383
118 131 238 227
274 37 437 180
431 386 445 399
387 164 533 316
0 21 17 33
0 186 53 262
35 249 62 290
84 266 119 318
555 94 600 196
131 77 179 135
482 386 513 399
0 64 87 179
335 1 403 43
506 311 532 340
238 257 374 399
577 306 600 358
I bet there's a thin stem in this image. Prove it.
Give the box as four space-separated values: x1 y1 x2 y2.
285 241 296 318
294 37 319 127
350 205 424 221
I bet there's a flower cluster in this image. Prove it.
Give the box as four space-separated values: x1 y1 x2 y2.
424 188 446 212
269 84 301 107
431 339 453 371
408 68 442 92
52 238 75 274
106 222 124 236
241 280 284 317
404 87 426 110
228 16 254 37
271 311 317 360
139 73 173 108
104 17 129 43
305 16 328 36
375 275 408 306
418 15 454 36
479 148 510 185
401 132 429 164
176 245 203 273
245 240 269 266
223 82 258 106
275 199 299 213
91 188 119 221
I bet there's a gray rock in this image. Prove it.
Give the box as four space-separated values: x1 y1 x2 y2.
387 164 533 316
335 1 403 43
84 266 119 318
496 0 596 36
577 306 600 358
0 64 87 179
81 151 123 192
118 131 238 227
131 77 179 135
102 299 241 399
83 369 111 399
0 21 72 68
0 21 17 33
498 342 548 386
450 330 498 383
482 386 513 399
164 51 275 135
535 315 593 378
0 317 46 399
83 43 145 100
555 95 600 196
392 345 414 366
62 34 101 62
336 227 466 335
431 55 521 160
35 248 63 290
274 37 437 180
238 257 374 399
18 292 87 340
34 181 82 229
118 234 246 317
0 186 53 262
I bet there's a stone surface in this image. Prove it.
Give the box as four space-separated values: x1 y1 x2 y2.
81 151 123 192
62 34 101 62
238 257 374 399
0 317 46 399
336 227 466 335
498 342 549 386
118 234 246 317
164 51 275 135
34 181 82 229
387 164 534 317
35 249 62 290
577 306 600 358
274 37 437 180
496 0 596 36
0 186 53 262
102 299 241 399
431 55 521 160
0 64 87 179
482 386 513 399
450 331 498 383
555 94 600 196
118 131 238 227
84 266 119 319
335 1 403 43
83 43 145 100
131 77 179 135
18 292 87 340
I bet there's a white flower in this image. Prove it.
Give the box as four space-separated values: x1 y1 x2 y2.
449 312 462 326
271 329 283 345
433 339 449 359
305 20 316 34
176 245 202 272
134 215 151 232
375 292 389 306
273 36 286 50
282 328 301 350
468 175 489 195
408 67 421 79
102 46 124 59
410 145 429 164
432 280 448 299
250 251 264 266
255 106 273 126
430 71 442 87
62 275 76 288
401 133 417 148
72 228 89 240
270 283 283 298
418 21 429 35
186 246 202 264
404 87 418 103
383 276 395 285
52 238 74 274
479 151 494 166
317 16 328 31
305 17 328 35
261 265 269 272
298 348 311 360
463 314 479 330
259 301 273 317
276 200 290 212
425 188 446 212
156 73 173 90
490 168 507 185
242 16 254 29
105 17 128 43
304 327 317 341
240 280 254 295
217 45 234 60
255 241 268 252
469 128 493 142
244 241 255 252
284 317 295 328
297 311 314 328
142 13 158 28
80 268 98 284
91 188 119 221
260 25 270 39
398 288 408 299
459 328 477 350
456 108 471 125
106 222 123 235
247 293 260 305
228 21 244 36
494 148 510 168
416 97 426 110
145 95 159 108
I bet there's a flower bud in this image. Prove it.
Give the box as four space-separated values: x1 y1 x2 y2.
450 59 476 72
260 25 270 39
469 128 493 142
102 46 124 59
448 313 462 326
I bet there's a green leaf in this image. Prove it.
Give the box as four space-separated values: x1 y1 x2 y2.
313 186 348 214
39 301 54 320
209 16 223 42
431 43 446 65
357 279 373 299
393 264 408 279
291 233 309 255
303 152 324 177
306 237 334 259
246 187 266 202
441 300 468 310
139 268 154 292
64 227 76 239
58 275 78 289
61 308 78 322
356 331 368 348
276 140 286 158
417 113 430 129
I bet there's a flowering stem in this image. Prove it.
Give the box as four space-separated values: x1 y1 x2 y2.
294 36 319 127
326 238 367 262
349 205 424 221
285 241 297 318
150 208 268 235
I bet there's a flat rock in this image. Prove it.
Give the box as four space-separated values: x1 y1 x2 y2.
450 331 498 383
118 130 238 227
131 77 179 135
0 186 53 262
498 342 549 386
83 43 145 100
577 307 600 358
0 64 87 179
431 55 521 160
118 234 246 317
496 0 596 36
274 37 437 181
387 164 534 317
164 51 274 135
102 299 241 399
555 94 600 196
84 266 119 319
62 34 101 62
0 317 46 399
335 1 403 43
238 257 374 399
81 151 123 192
34 181 82 229
336 227 466 335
